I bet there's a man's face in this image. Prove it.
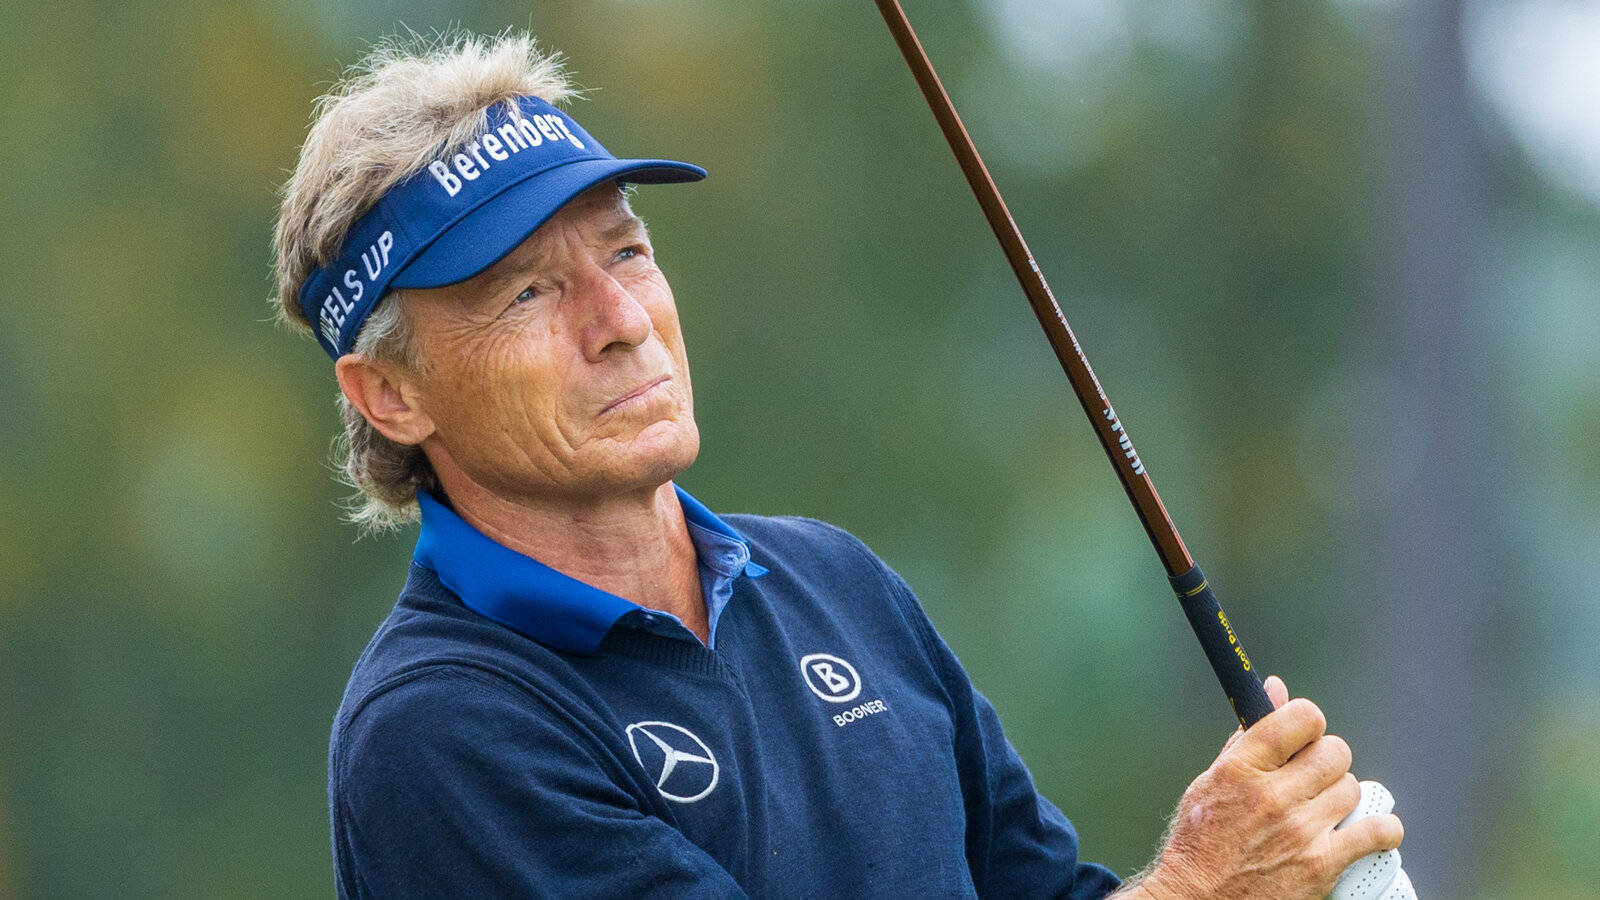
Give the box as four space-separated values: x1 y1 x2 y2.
402 183 699 504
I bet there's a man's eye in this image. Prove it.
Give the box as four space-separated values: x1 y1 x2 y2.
616 245 646 262
512 286 541 304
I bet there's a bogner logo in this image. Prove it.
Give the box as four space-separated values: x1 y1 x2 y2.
801 653 890 728
625 721 719 803
800 653 861 703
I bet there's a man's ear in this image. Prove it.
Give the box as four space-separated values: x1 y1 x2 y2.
334 354 436 446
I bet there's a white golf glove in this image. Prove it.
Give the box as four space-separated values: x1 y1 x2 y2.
1329 780 1415 899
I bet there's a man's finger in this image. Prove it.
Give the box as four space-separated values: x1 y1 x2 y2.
1216 675 1284 754
1233 698 1326 770
1280 733 1353 799
1329 812 1405 869
1302 772 1362 830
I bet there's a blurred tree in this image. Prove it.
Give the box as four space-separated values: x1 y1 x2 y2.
1358 0 1517 895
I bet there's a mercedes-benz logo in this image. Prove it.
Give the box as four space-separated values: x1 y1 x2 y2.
625 721 720 803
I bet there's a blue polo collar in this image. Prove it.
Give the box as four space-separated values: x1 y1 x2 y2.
413 485 767 654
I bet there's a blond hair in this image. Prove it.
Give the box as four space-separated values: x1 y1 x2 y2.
273 30 576 532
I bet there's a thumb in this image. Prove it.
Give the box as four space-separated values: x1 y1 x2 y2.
1263 674 1288 709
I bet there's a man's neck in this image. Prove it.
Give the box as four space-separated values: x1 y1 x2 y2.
435 474 709 644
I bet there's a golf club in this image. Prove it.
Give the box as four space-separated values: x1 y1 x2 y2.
870 3 1414 896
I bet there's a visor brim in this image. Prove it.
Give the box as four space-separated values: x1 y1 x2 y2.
389 157 705 290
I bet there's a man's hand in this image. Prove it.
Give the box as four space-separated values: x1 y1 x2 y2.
1116 676 1404 900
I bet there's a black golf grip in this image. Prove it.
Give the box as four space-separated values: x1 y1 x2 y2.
1169 565 1276 727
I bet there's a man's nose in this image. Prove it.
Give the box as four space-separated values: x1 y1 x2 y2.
576 267 653 362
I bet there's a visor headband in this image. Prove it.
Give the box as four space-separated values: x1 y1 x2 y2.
298 96 616 358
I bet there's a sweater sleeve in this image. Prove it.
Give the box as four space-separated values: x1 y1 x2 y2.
330 665 747 899
872 557 1123 899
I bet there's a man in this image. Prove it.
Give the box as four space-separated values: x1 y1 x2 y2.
274 32 1402 898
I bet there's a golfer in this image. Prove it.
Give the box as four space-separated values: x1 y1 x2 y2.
274 33 1402 899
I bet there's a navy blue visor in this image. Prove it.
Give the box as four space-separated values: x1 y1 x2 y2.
298 95 705 359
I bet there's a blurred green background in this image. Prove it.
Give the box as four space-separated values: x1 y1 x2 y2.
3 0 1598 896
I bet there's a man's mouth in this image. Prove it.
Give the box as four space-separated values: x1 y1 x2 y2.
600 375 670 414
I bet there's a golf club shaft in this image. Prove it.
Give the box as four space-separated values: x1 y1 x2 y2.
873 0 1273 727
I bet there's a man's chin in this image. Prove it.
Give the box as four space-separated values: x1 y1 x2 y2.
608 420 700 490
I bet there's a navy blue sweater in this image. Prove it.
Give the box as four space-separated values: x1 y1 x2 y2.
329 487 1121 898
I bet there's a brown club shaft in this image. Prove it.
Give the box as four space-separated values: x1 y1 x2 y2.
871 0 1193 576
